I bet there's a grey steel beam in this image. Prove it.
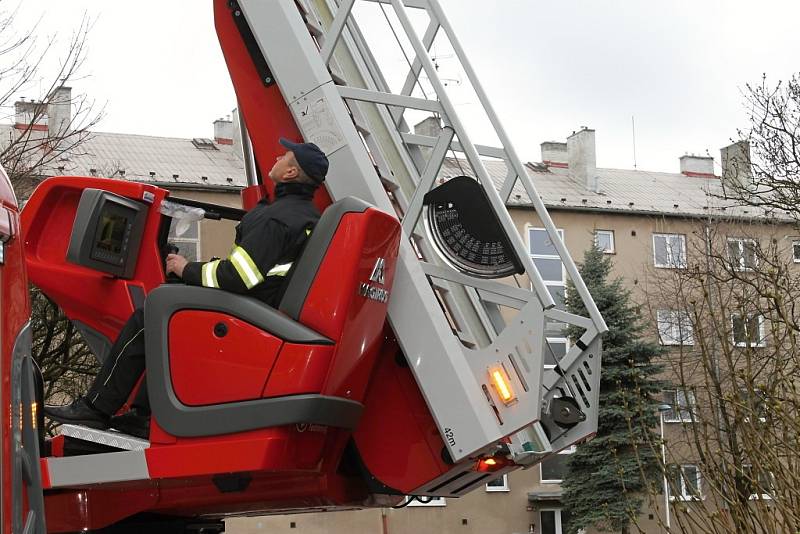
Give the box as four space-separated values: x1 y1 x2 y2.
389 0 555 310
338 85 443 114
319 0 355 63
401 133 508 160
426 0 607 334
402 127 454 235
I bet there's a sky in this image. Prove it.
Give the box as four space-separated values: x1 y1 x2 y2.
4 0 799 174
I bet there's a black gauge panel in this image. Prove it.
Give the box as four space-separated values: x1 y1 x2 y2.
423 176 524 279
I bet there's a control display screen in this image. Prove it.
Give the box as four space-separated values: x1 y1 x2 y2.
89 201 137 267
68 188 147 279
96 214 127 254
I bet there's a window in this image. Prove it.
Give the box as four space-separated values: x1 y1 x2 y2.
403 496 446 507
667 464 702 500
594 229 614 254
191 137 219 150
657 310 694 346
168 219 201 262
731 314 765 347
529 228 566 328
545 338 569 368
728 238 758 271
663 389 695 423
738 388 768 423
793 241 800 263
485 474 509 492
539 509 573 534
742 465 774 499
653 234 686 268
540 446 575 483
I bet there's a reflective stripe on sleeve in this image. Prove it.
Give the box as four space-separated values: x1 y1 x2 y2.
229 246 264 289
201 260 221 288
266 262 292 277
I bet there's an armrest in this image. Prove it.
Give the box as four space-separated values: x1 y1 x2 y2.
145 285 333 345
144 285 362 438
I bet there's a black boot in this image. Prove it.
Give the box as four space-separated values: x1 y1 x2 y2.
110 408 150 440
44 397 110 430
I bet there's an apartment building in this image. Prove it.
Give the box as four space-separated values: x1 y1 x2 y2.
230 126 793 534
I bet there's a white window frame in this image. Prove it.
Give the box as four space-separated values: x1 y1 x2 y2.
403 496 446 507
168 219 202 262
731 314 766 347
529 227 566 314
727 237 758 271
663 389 695 423
668 464 702 501
594 229 615 254
539 445 576 484
739 388 768 423
485 474 509 492
538 508 570 534
544 337 569 370
792 240 800 263
742 465 774 500
653 233 687 269
656 310 694 346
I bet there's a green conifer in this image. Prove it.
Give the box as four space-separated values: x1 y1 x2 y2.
561 246 664 534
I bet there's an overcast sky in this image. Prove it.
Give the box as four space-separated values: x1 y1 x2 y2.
7 0 800 174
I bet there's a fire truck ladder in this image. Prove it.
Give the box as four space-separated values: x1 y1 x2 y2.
236 0 607 463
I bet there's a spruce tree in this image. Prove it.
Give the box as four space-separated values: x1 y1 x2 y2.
560 246 664 534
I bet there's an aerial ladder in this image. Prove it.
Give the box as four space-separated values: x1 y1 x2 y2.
1 0 607 532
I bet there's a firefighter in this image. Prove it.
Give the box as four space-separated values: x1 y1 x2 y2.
44 138 328 437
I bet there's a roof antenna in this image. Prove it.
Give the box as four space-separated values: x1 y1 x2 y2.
631 115 638 170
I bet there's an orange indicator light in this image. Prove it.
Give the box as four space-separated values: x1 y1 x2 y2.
484 458 497 466
490 367 515 404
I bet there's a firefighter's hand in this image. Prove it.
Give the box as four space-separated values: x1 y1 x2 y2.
166 254 188 278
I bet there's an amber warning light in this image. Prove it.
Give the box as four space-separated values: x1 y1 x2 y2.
489 365 516 405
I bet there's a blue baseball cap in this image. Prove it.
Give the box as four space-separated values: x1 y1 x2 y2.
279 137 329 184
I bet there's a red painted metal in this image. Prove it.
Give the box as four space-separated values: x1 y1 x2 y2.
299 209 401 404
261 343 333 397
21 177 170 343
0 164 29 534
169 310 284 406
353 334 451 493
29 183 406 529
44 487 160 533
241 183 271 210
213 0 332 213
681 170 717 178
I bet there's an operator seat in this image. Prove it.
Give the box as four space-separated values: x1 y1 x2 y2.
144 196 400 439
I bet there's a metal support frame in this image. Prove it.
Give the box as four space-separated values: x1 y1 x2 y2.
240 0 606 462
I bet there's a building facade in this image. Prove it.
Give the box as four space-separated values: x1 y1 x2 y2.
230 127 793 534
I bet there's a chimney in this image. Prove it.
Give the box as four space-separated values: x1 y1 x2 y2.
214 117 234 145
540 142 568 168
679 154 715 177
414 116 443 159
567 128 598 192
47 86 72 135
14 99 47 131
232 108 243 159
720 141 752 190
414 116 442 138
